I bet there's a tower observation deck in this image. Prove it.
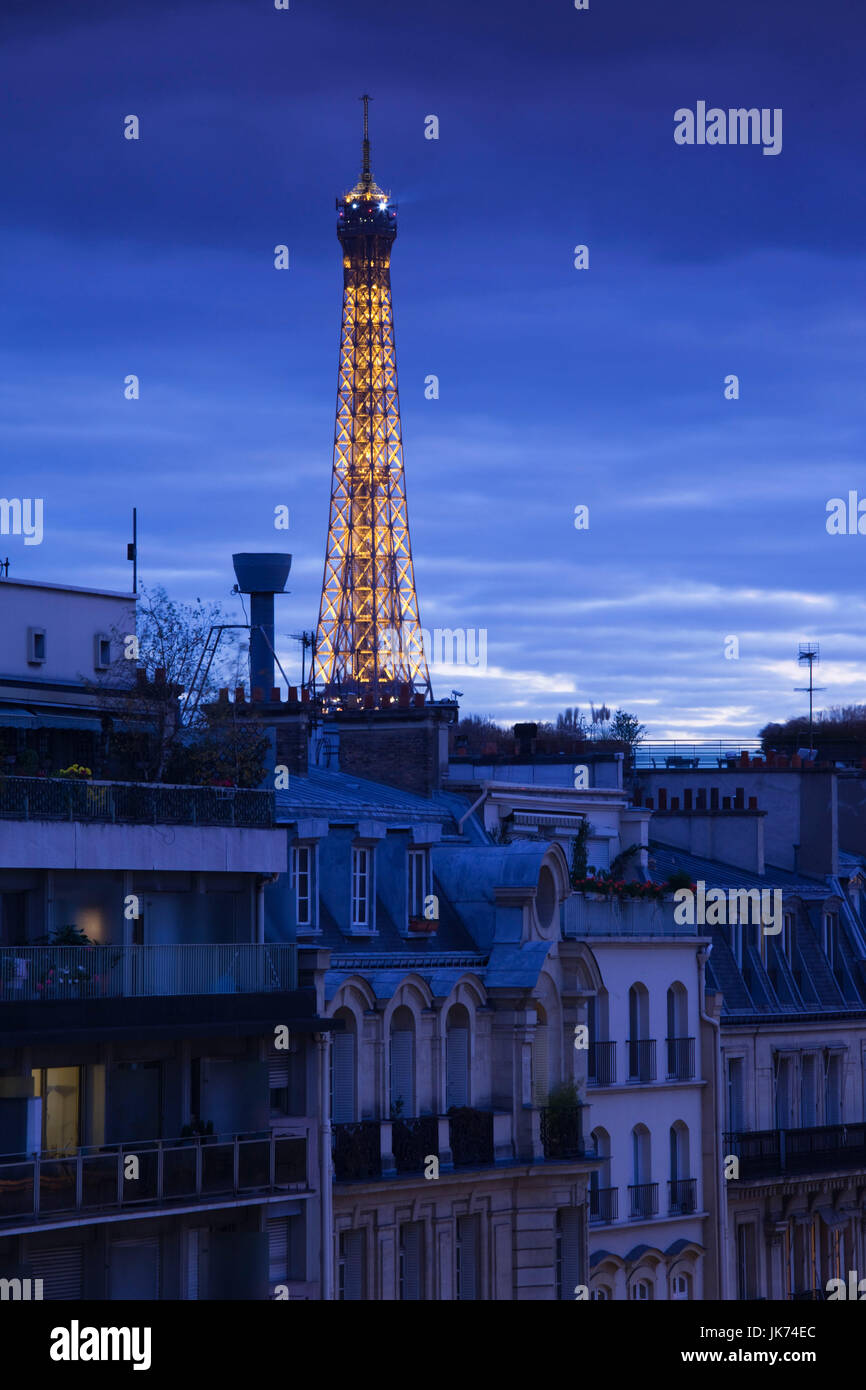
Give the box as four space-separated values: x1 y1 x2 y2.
313 96 432 701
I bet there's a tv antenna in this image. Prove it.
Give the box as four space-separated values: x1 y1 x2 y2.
794 642 826 753
290 631 316 690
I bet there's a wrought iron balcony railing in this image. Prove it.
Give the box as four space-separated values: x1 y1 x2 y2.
448 1106 494 1167
725 1123 866 1180
0 1130 306 1226
540 1104 589 1160
668 1177 697 1214
628 1182 659 1219
588 1041 616 1086
332 1121 382 1182
589 1185 618 1223
392 1116 438 1175
666 1037 695 1080
0 777 273 828
0 943 297 999
627 1039 657 1083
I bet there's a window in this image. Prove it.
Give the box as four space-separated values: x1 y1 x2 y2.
456 1215 480 1300
399 1222 424 1301
782 912 794 960
632 1125 651 1185
800 1054 817 1128
823 912 838 970
32 1067 80 1154
351 847 372 928
408 849 428 921
389 1007 415 1117
27 627 46 664
267 1214 305 1286
671 1273 691 1300
774 1055 793 1129
293 844 316 929
737 1223 758 1299
727 1057 744 1132
730 919 743 968
94 633 111 670
824 1051 842 1125
630 1278 652 1300
338 1230 365 1301
556 1209 583 1300
531 1004 550 1105
331 1012 356 1123
591 1285 612 1300
445 1005 471 1109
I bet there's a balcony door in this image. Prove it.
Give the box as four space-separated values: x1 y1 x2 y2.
32 1067 80 1155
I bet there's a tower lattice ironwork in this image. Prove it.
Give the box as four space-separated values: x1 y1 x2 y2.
313 96 431 700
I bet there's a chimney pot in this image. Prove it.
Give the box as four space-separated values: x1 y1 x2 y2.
252 685 264 702
271 686 281 703
235 686 245 703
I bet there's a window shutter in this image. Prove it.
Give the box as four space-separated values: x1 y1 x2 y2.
400 1222 423 1301
268 1218 289 1283
446 1027 469 1109
269 1059 290 1089
332 1030 356 1123
390 1029 414 1116
110 1237 160 1299
340 1230 364 1301
23 1243 83 1299
456 1215 479 1300
531 1025 549 1106
558 1210 583 1300
186 1230 201 1300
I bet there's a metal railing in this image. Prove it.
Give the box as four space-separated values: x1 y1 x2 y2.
589 1186 618 1223
0 777 274 828
540 1105 588 1160
588 1041 616 1087
332 1121 382 1182
627 1039 657 1083
448 1107 494 1167
666 1037 695 1080
392 1116 438 1175
563 895 698 939
0 944 297 999
725 1123 866 1180
628 1182 658 1218
0 1131 306 1225
668 1177 697 1214
633 740 762 770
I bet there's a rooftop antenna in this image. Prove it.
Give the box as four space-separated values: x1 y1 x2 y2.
290 630 315 690
795 642 826 754
360 93 372 188
127 507 138 593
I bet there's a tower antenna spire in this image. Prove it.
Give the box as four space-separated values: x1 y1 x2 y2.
360 93 372 187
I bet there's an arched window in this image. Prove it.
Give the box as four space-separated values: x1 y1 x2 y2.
628 984 653 1081
531 1003 550 1106
666 983 691 1078
445 1004 471 1110
389 1007 415 1118
330 1008 356 1124
630 1278 652 1300
588 990 614 1085
591 1285 612 1300
669 1122 694 1213
671 1272 691 1300
630 1125 654 1218
589 1128 615 1223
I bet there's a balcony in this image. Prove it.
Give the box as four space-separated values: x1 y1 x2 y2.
589 1186 618 1223
0 1130 307 1229
628 1182 659 1219
666 1037 695 1080
563 894 698 939
0 944 297 1000
668 1177 697 1214
627 1039 657 1083
588 1041 616 1087
725 1123 866 1180
539 1104 590 1161
0 776 273 828
332 1110 516 1182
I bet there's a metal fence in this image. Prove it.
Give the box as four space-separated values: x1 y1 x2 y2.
0 943 297 999
0 777 273 827
563 895 698 938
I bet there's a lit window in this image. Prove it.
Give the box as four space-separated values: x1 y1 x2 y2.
352 847 372 928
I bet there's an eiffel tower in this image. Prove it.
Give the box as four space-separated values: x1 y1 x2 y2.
313 96 432 701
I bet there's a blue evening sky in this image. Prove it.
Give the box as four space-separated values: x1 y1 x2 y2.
1 0 865 738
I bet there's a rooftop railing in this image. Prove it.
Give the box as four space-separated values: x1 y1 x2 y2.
633 740 762 770
0 777 274 828
0 943 297 1000
563 894 699 938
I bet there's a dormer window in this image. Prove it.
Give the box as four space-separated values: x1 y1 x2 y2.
351 846 373 929
292 843 318 932
823 912 838 969
407 849 429 922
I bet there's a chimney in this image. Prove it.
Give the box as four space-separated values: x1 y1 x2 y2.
232 552 292 694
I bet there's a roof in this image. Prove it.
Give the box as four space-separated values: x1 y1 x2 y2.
275 768 462 827
649 842 827 894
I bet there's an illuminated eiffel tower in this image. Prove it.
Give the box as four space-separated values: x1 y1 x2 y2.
313 96 432 700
